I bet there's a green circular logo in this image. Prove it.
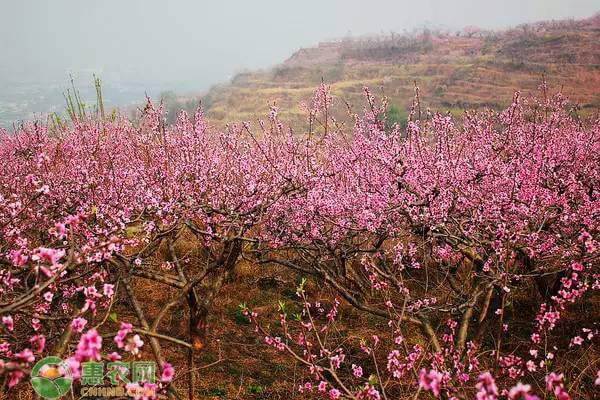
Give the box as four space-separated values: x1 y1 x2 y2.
30 356 73 399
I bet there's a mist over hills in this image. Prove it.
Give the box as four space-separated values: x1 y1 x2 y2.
0 77 202 129
1 13 599 129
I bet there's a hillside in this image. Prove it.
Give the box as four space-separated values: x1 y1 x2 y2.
198 14 600 128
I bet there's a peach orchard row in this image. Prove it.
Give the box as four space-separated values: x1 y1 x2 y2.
0 84 598 399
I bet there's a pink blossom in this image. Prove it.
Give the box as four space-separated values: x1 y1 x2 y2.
14 348 35 362
476 372 498 400
569 336 583 347
508 383 539 400
34 247 65 266
125 334 144 355
43 291 53 302
161 362 175 382
29 335 46 353
115 322 133 349
546 373 570 400
372 335 380 347
75 329 102 361
31 318 41 331
352 364 363 378
10 250 28 267
52 222 67 239
419 369 443 397
2 316 14 331
65 357 81 380
71 317 88 333
103 283 115 297
8 371 24 388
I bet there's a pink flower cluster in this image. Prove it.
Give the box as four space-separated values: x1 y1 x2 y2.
114 322 144 355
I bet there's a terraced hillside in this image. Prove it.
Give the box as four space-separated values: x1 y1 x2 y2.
199 14 600 128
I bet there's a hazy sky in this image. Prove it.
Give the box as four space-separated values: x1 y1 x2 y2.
1 0 598 90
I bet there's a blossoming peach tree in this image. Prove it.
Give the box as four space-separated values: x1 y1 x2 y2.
0 83 598 399
248 85 599 399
